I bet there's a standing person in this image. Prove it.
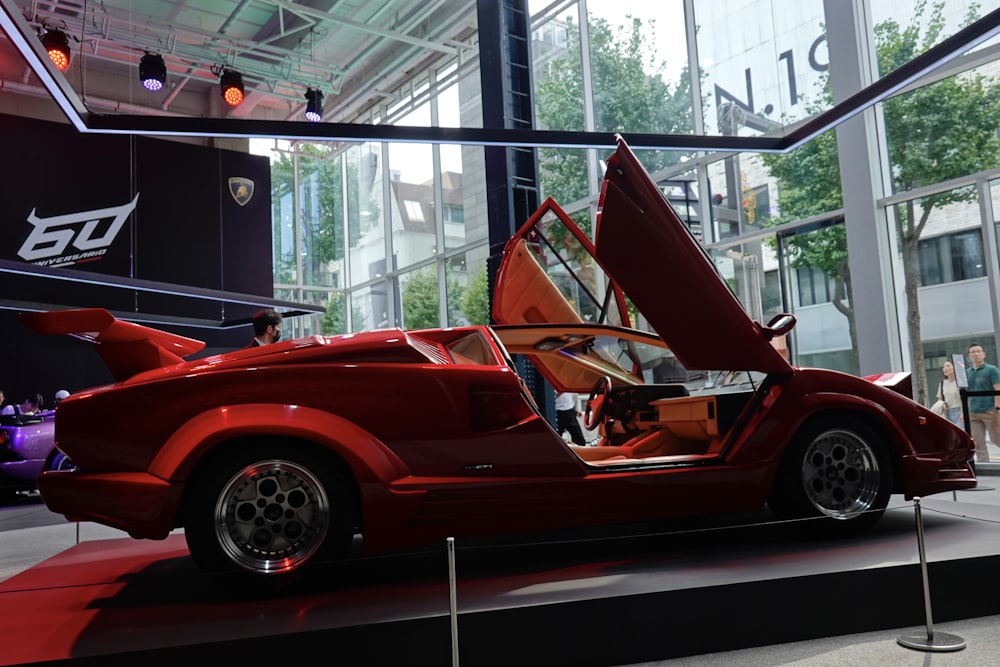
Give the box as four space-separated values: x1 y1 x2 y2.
555 391 587 446
934 360 963 427
965 343 1000 463
244 309 283 348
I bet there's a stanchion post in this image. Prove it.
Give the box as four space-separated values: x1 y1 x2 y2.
448 537 459 667
897 497 966 652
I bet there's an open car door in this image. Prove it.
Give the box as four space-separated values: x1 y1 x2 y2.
492 198 649 392
595 136 793 375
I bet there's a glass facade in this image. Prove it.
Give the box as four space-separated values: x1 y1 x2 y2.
259 0 1000 408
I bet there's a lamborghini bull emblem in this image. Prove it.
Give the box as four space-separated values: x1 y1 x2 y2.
228 177 255 206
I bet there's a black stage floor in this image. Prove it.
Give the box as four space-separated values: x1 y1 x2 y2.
3 494 1000 666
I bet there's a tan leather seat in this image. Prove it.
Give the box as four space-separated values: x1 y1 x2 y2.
570 444 632 462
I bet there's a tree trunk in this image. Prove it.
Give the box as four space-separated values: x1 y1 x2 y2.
901 200 933 405
830 258 858 373
902 239 925 404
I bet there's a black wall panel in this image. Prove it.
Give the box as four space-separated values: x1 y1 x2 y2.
0 113 275 404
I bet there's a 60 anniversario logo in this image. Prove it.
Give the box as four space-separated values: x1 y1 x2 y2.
16 194 139 268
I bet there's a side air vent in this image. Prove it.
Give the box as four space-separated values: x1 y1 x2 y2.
408 336 450 364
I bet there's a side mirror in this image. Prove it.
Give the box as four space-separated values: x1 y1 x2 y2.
762 313 796 340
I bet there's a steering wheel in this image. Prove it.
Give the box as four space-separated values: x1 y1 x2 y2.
583 375 612 430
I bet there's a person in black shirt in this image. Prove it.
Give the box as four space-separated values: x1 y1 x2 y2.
245 309 283 348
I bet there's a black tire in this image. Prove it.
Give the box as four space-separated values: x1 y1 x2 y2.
768 415 892 535
183 443 355 589
45 449 75 472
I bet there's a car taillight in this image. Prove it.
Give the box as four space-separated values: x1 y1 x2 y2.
0 431 7 446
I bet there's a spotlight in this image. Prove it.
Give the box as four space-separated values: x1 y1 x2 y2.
139 53 166 91
41 29 70 71
304 88 323 122
219 69 244 107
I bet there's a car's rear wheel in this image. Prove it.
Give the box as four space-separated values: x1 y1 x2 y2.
768 415 892 534
184 444 355 588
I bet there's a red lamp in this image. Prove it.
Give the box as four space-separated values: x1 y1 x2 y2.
41 29 70 71
220 69 244 107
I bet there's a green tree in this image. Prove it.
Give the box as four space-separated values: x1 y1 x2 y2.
401 268 465 330
762 1 1000 403
535 15 692 211
320 292 367 334
271 146 344 261
402 268 438 329
321 293 346 334
460 266 490 325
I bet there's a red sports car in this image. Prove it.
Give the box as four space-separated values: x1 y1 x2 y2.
20 136 976 587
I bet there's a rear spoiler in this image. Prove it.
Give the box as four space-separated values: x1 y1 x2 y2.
19 308 205 382
864 371 913 400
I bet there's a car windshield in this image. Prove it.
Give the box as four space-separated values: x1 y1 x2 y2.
502 201 629 328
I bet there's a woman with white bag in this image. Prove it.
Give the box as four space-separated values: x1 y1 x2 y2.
932 360 963 427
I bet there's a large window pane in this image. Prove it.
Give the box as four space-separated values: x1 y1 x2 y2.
298 152 343 288
347 144 386 289
442 143 487 250
872 1 1000 78
447 248 490 326
693 0 827 136
352 281 392 331
774 220 856 374
271 151 297 287
397 265 439 330
893 184 991 403
388 141 436 273
302 289 348 336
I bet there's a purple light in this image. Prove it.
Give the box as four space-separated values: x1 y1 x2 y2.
138 53 166 92
304 88 323 123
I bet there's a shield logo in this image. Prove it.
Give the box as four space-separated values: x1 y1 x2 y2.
228 177 255 206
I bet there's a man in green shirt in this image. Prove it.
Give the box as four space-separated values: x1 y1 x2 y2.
965 343 1000 463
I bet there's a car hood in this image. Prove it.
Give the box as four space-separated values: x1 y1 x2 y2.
493 135 792 375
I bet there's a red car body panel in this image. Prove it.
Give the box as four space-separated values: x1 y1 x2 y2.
23 135 976 566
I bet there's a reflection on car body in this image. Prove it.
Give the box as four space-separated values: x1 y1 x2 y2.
18 135 976 591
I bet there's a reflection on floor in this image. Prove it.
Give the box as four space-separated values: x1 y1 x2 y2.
3 496 1000 666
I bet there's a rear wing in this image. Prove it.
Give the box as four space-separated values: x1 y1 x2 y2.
864 371 913 399
19 308 205 382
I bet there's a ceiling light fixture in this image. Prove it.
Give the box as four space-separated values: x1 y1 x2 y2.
304 88 323 122
40 29 70 71
139 53 166 91
219 69 244 107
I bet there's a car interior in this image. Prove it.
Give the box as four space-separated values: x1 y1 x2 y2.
490 214 770 468
568 378 760 466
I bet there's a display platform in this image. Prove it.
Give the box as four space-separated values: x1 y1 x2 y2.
3 495 1000 666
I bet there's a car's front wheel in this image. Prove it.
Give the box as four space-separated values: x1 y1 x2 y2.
184 444 355 588
45 449 75 472
768 415 892 535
